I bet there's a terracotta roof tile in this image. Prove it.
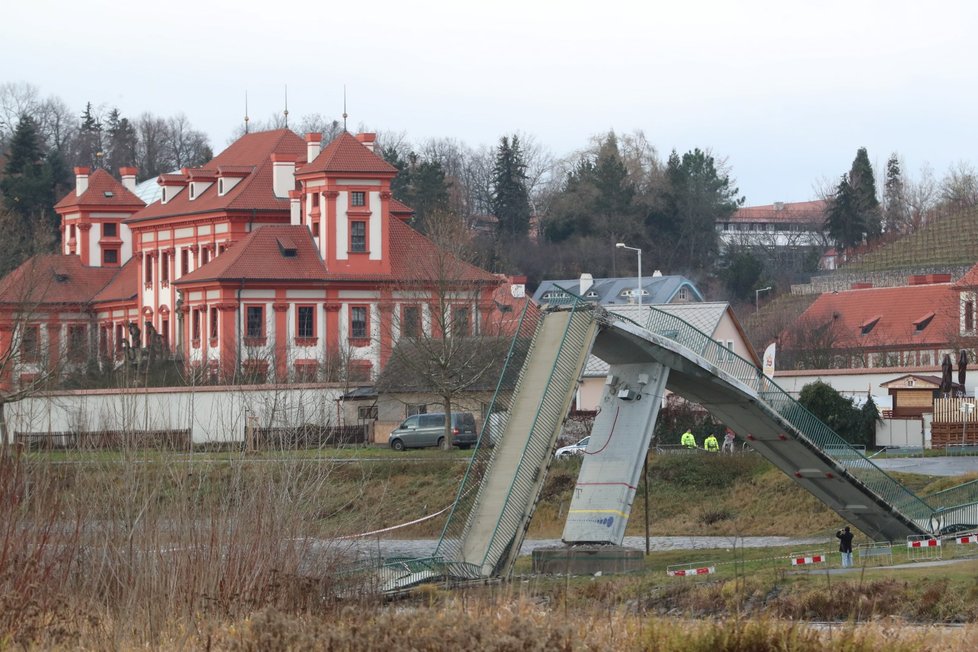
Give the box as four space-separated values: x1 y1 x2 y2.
298 132 398 176
54 168 145 211
390 197 414 214
92 258 138 303
797 283 959 348
385 218 499 283
174 225 327 284
729 199 828 224
127 129 306 223
0 255 120 306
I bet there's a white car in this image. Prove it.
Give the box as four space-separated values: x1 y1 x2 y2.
554 436 590 458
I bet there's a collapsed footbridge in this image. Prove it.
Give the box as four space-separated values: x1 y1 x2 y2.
383 291 978 590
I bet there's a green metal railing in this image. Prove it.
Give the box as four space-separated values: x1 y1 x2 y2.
546 284 945 532
431 297 542 576
606 302 937 528
478 304 595 574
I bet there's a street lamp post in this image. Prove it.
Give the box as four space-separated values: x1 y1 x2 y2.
616 242 642 308
755 286 772 312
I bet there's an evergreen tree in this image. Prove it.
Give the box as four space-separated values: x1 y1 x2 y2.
883 153 909 234
798 380 865 445
651 148 742 271
105 108 138 172
381 147 451 234
592 133 634 219
0 114 52 220
490 135 531 237
824 174 863 253
848 147 882 239
75 102 103 169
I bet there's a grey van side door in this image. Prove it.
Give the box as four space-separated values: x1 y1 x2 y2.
418 414 444 447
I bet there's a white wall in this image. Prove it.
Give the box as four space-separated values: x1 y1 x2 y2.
6 385 344 444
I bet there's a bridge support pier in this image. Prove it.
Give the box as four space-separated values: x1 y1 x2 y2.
562 361 669 545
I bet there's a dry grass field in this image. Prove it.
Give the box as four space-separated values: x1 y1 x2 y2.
3 448 977 649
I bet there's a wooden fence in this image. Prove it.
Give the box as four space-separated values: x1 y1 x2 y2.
932 398 978 447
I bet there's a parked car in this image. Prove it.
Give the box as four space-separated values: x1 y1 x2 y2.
554 436 590 458
388 412 479 451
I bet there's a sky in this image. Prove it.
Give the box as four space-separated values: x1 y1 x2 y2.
4 0 978 205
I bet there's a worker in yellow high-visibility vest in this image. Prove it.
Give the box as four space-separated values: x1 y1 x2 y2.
681 429 697 449
704 433 719 452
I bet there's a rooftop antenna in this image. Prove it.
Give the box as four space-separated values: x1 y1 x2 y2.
283 84 289 128
342 85 348 131
244 90 250 134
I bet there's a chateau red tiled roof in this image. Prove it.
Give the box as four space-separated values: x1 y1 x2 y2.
729 199 828 224
174 225 327 284
390 197 414 214
0 255 120 306
127 129 306 223
298 132 398 176
797 282 959 348
385 218 499 283
54 168 145 211
92 258 138 303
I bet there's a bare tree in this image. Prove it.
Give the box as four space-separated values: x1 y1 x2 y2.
165 114 211 169
0 256 84 451
939 160 978 212
375 211 509 448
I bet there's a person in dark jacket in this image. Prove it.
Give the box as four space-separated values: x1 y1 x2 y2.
836 526 854 567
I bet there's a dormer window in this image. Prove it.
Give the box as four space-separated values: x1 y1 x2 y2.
103 191 114 198
277 237 298 258
860 315 882 335
189 184 196 199
218 179 224 195
677 287 690 301
913 312 935 333
966 300 975 332
585 291 599 298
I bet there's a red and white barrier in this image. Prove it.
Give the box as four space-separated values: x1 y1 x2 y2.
907 538 941 548
790 554 826 566
956 535 978 544
667 566 715 577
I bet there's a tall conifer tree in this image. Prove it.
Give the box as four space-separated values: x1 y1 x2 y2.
491 135 532 237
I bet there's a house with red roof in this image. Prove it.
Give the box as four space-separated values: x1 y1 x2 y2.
784 273 971 370
0 129 505 390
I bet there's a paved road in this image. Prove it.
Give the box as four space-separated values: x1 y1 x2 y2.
871 456 978 477
341 535 830 560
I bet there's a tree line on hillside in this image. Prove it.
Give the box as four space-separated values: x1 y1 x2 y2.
5 81 978 304
0 82 214 276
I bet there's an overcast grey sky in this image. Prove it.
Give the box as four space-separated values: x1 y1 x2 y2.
4 0 977 204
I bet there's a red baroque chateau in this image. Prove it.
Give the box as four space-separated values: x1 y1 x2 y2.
0 129 505 389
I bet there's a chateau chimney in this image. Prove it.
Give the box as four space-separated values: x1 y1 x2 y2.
74 167 90 196
305 132 322 163
355 132 377 152
119 167 138 193
580 273 593 295
289 190 302 226
271 154 297 199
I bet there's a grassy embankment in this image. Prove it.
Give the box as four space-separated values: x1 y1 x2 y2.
5 448 978 649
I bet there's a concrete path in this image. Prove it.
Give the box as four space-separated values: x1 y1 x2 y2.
871 456 978 477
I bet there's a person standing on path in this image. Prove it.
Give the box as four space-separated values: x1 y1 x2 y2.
836 526 854 568
722 428 736 454
681 429 697 449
